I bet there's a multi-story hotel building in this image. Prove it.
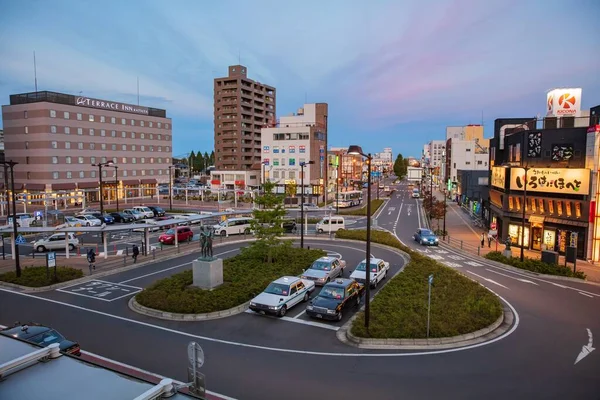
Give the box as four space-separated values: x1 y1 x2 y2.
260 103 328 199
1 91 172 202
214 65 276 171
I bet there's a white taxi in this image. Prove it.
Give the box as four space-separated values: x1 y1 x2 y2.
249 276 315 317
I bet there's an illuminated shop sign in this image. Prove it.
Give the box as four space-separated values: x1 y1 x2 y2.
491 167 506 189
510 168 590 195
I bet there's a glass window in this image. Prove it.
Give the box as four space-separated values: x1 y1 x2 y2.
166 123 170 129
158 169 162 175
90 143 95 150
166 146 170 152
122 131 126 138
102 170 107 178
78 142 83 150
123 170 128 177
150 169 154 175
101 143 106 150
140 121 145 127
158 122 162 128
112 144 117 150
78 156 84 164
65 142 71 149
158 146 162 152
122 157 127 163
141 145 145 151
66 156 72 164
24 126 29 134
89 114 95 122
149 122 153 128
91 156 96 164
131 132 135 139
111 117 116 124
50 110 56 118
64 127 70 134
77 113 82 120
77 128 83 135
141 170 146 176
132 145 136 151
141 133 145 139
122 144 127 151
51 141 57 149
79 171 85 178
100 116 106 123
121 118 126 125
150 133 154 140
101 157 107 163
52 156 58 164
141 157 145 163
50 125 57 133
132 170 137 176
89 128 94 136
132 157 137 164
64 111 70 119
91 170 96 178
158 134 162 140
101 129 106 137
52 172 59 179
131 119 135 126
24 110 28 119
111 130 116 137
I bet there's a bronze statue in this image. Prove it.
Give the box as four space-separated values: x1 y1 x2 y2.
200 226 214 259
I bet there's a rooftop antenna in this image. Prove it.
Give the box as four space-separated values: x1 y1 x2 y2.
137 76 140 105
33 51 38 93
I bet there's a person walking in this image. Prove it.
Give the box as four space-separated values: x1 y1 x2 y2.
87 248 96 275
132 244 140 263
481 232 485 248
487 232 493 248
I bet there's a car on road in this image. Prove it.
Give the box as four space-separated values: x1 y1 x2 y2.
110 211 134 223
33 233 80 252
301 203 319 210
315 216 345 233
133 206 155 219
281 218 297 233
301 256 346 285
349 258 390 288
158 226 194 244
132 219 161 232
249 276 315 317
0 323 81 356
412 188 420 198
213 217 253 236
148 206 166 217
306 278 364 321
413 228 439 246
74 214 102 226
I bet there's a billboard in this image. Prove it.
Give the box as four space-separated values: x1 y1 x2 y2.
491 167 506 189
510 167 590 195
546 88 582 117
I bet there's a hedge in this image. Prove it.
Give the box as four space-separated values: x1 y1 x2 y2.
136 243 325 314
484 251 586 279
0 266 84 287
339 199 385 216
336 230 503 339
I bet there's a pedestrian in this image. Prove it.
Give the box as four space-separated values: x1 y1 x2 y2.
481 232 485 248
87 248 96 274
132 244 140 263
487 232 493 248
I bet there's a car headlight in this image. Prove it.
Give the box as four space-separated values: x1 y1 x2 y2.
318 277 326 282
250 302 256 307
307 305 313 310
301 275 307 279
326 309 336 314
269 306 278 310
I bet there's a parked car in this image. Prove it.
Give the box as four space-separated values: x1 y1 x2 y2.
413 228 439 246
33 233 79 252
74 214 102 226
122 209 144 220
110 211 134 223
0 323 81 356
85 212 114 224
281 218 297 233
148 206 166 217
158 226 194 244
132 206 155 219
249 276 315 317
301 256 346 285
349 258 390 288
7 213 35 227
306 278 364 321
213 217 253 236
132 219 161 232
315 216 345 233
56 216 82 228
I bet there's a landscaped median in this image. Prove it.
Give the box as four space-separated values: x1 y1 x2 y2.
339 199 385 216
135 242 325 315
484 251 586 279
0 266 83 287
335 230 503 340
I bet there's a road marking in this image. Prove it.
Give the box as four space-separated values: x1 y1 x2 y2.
465 261 483 267
428 255 444 260
574 329 595 365
447 255 465 261
293 310 307 319
578 292 594 298
433 250 449 254
443 262 463 268
0 287 520 357
415 199 422 228
466 270 510 290
549 282 568 289
486 269 539 285
281 316 340 331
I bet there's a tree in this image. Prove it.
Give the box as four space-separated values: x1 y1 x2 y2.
209 151 215 166
250 180 286 263
188 151 196 173
430 199 447 233
394 154 408 179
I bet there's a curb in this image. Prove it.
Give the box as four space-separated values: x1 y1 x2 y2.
439 242 600 287
0 238 258 293
129 297 250 321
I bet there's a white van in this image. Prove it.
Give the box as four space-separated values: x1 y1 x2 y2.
213 217 253 236
133 206 154 219
316 216 345 233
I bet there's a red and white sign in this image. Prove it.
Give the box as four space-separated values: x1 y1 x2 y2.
546 88 582 117
490 222 497 230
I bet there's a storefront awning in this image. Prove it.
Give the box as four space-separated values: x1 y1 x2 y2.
52 183 77 190
122 179 140 185
140 179 157 184
545 217 588 227
78 182 98 189
25 183 46 191
528 215 545 224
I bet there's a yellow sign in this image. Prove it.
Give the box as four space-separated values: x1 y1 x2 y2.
510 168 590 195
491 167 506 189
284 179 296 185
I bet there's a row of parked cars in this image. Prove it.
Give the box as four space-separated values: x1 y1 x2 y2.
249 256 390 320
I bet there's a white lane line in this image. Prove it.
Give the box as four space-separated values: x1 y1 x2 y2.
106 290 142 302
293 310 307 319
55 288 112 302
118 248 240 284
578 292 594 298
281 316 340 331
392 203 403 237
0 287 520 357
466 270 511 290
92 279 142 290
416 198 422 229
486 269 539 285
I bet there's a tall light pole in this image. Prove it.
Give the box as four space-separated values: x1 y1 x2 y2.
348 145 372 330
113 165 119 212
300 160 315 249
2 161 21 277
168 165 173 211
91 161 114 216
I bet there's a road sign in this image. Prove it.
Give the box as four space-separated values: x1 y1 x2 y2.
187 341 205 369
47 252 56 268
428 274 434 285
187 341 206 398
15 235 26 245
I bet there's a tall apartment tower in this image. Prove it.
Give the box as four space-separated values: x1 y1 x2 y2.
214 65 276 170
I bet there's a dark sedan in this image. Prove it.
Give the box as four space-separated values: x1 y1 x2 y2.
88 212 114 224
413 228 439 246
306 278 364 321
110 211 134 223
1 323 81 356
148 206 166 217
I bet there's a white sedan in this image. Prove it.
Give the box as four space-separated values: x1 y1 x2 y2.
75 214 102 226
349 258 390 289
249 276 315 317
300 256 347 286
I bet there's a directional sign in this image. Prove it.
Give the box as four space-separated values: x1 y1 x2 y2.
47 252 56 268
428 274 434 285
15 235 26 245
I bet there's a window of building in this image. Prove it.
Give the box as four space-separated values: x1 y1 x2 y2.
78 142 83 150
50 125 57 133
121 118 126 125
141 157 145 163
289 158 296 166
101 129 106 137
140 133 145 139
132 157 137 164
78 171 84 178
141 170 146 176
91 170 96 178
77 113 82 121
122 131 126 138
101 143 106 150
90 143 95 150
140 121 144 127
27 172 31 179
111 130 116 137
24 126 28 134
65 142 71 149
141 145 145 151
289 171 296 180
89 128 95 136
465 161 471 165
130 119 135 126
131 132 135 139
122 144 127 151
477 160 483 165
158 169 162 175
52 172 59 179
91 156 96 164
100 116 105 123
121 170 127 177
132 170 137 176
51 141 57 149
150 157 154 163
157 122 162 128
102 170 107 178
77 128 83 135
25 141 29 149
273 158 279 166
150 146 154 152
89 114 95 122
112 144 117 150
166 123 170 129
122 157 127 163
166 146 170 152
52 156 58 164
150 133 154 140
101 157 107 163
66 156 72 164
466 148 471 152
111 117 116 124
149 122 153 128
158 134 162 140
26 157 30 164
50 110 56 118
64 127 70 134
150 169 154 175
273 171 279 179
64 111 70 119
158 146 162 152
78 156 84 164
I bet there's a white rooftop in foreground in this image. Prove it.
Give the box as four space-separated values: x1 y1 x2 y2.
0 335 195 399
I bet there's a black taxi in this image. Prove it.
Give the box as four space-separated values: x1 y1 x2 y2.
306 278 365 321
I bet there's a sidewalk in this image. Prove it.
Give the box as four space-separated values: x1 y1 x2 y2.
432 191 600 283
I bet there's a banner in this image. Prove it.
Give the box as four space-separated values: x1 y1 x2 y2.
510 168 590 195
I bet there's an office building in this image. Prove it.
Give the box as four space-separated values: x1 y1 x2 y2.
444 125 490 193
260 103 328 199
1 91 172 202
214 65 276 171
373 147 393 172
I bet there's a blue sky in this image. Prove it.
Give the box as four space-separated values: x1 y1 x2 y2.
1 0 599 159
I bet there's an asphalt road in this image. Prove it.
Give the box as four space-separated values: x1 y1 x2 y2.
1 178 598 399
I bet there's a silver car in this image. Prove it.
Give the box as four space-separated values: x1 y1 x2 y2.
301 256 347 286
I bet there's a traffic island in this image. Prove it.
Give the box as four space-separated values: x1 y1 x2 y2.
0 266 83 288
335 230 506 349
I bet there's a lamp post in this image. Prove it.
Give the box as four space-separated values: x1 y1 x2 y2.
2 161 21 277
262 160 268 194
347 145 372 329
91 161 115 216
429 167 434 213
168 165 173 212
519 133 528 262
300 160 315 249
113 165 119 212
442 188 447 240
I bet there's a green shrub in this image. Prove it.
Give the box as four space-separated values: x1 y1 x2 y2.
336 230 503 339
484 251 586 279
0 266 84 287
136 243 325 314
339 199 385 216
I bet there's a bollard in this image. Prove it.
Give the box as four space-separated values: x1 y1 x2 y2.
477 246 480 256
460 240 463 249
152 248 156 260
160 242 163 251
126 247 129 257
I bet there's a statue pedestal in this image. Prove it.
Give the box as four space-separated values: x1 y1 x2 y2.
502 249 513 258
192 258 223 289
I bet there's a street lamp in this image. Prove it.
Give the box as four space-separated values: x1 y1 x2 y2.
168 165 173 211
300 160 315 249
262 160 269 195
112 165 119 212
2 160 21 277
91 161 114 216
328 162 340 214
347 145 373 329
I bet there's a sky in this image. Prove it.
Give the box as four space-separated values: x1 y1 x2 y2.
1 0 599 160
